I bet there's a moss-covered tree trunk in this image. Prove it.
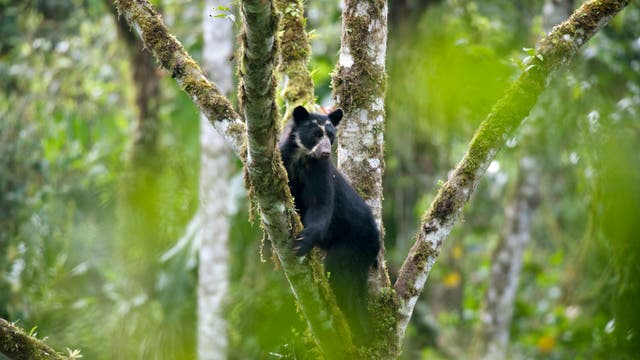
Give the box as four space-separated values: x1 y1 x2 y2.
275 0 314 113
332 0 391 290
237 0 356 355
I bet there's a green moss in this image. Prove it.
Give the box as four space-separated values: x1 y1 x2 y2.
0 319 66 360
275 0 314 106
362 287 400 359
428 183 457 224
538 0 629 63
227 122 247 140
331 0 387 111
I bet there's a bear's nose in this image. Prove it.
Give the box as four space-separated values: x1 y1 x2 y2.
314 137 332 159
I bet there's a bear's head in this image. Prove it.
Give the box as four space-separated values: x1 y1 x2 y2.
289 105 343 160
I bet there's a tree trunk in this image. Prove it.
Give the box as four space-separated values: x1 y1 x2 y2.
108 0 160 165
332 0 392 292
275 0 314 112
108 0 163 286
475 2 572 357
476 156 541 359
197 1 235 359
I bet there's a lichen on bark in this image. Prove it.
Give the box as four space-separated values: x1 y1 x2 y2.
332 0 392 296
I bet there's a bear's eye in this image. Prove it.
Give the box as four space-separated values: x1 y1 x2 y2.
314 129 323 138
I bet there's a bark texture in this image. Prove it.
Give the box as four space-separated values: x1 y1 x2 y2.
477 157 541 360
0 318 67 360
275 0 314 111
332 0 391 290
393 0 630 347
114 0 246 155
197 2 234 359
238 0 355 356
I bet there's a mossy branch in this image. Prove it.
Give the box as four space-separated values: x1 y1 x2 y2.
0 318 69 360
393 0 630 346
275 0 314 115
112 0 246 155
238 0 355 356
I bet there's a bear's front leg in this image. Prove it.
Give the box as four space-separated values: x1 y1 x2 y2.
293 206 332 256
293 226 322 256
293 169 335 256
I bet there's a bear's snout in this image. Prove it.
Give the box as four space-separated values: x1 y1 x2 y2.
313 136 332 159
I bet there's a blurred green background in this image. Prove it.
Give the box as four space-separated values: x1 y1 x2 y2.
1 0 639 358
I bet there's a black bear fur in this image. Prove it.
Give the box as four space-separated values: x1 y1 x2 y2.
279 105 381 339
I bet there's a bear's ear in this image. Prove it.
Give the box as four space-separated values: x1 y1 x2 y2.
293 105 309 124
328 108 343 126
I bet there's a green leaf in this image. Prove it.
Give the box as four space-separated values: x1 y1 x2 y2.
29 325 38 337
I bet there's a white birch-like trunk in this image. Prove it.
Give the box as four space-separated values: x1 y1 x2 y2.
478 156 541 360
198 2 234 359
333 0 390 289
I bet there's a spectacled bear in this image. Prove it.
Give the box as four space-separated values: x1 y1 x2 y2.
279 105 381 339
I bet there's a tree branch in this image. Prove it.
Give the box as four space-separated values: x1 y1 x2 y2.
393 0 630 344
275 0 314 111
332 0 392 290
113 0 245 154
238 0 355 356
0 318 68 360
